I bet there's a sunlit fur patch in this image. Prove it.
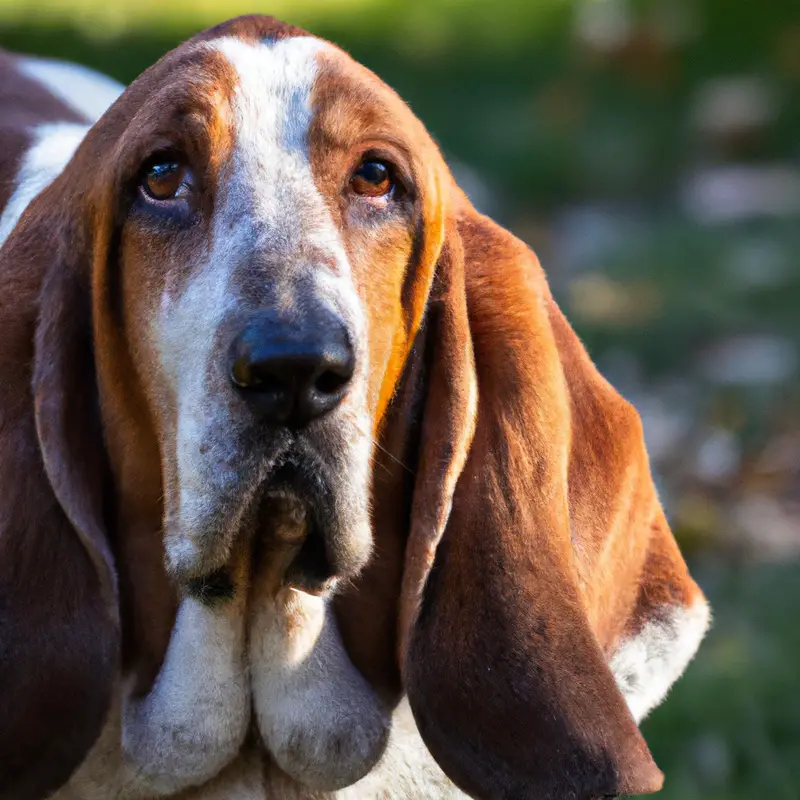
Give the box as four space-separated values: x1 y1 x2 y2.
610 598 711 722
306 46 449 428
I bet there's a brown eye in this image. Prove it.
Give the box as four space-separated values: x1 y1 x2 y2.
142 160 189 201
350 160 392 197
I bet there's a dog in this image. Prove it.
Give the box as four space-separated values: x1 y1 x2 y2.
0 15 709 799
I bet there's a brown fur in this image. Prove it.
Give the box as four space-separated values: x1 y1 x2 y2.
0 17 706 799
0 52 116 800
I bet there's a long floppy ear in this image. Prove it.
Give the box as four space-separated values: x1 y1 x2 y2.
399 200 707 799
0 220 118 799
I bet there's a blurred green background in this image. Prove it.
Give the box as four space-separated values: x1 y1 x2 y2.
2 1 798 797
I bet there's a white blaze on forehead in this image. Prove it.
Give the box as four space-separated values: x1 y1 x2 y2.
210 35 357 285
213 34 323 163
211 33 365 339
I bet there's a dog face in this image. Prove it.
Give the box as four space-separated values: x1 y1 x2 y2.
90 24 446 593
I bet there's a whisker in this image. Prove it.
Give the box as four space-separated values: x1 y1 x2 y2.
338 412 416 476
371 438 415 476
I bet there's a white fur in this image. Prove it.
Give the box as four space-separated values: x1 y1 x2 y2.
211 35 365 344
248 501 388 790
167 701 466 800
121 595 250 793
610 599 711 722
157 237 248 579
0 122 88 249
58 556 250 799
0 60 118 249
251 587 389 790
17 56 123 122
61 698 467 800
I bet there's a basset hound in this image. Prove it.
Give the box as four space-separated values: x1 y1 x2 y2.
0 15 710 800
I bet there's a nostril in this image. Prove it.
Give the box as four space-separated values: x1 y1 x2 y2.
231 355 285 393
232 365 284 394
314 369 350 396
230 355 255 389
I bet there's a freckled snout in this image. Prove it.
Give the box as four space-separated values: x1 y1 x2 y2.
229 308 355 428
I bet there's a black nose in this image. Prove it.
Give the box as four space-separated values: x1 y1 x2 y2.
229 312 355 427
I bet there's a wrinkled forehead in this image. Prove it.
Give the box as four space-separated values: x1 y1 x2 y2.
119 28 425 176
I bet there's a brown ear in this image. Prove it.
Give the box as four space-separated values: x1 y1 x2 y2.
400 204 667 799
0 228 118 799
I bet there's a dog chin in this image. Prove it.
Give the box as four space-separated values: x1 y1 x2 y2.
259 456 373 590
173 448 372 602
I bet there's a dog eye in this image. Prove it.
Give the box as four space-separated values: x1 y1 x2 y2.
350 160 393 197
141 159 192 201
